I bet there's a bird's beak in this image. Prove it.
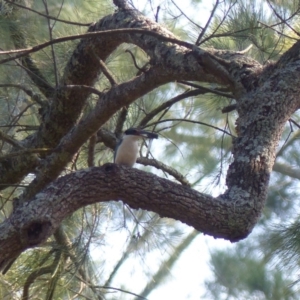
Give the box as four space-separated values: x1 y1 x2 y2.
138 130 159 139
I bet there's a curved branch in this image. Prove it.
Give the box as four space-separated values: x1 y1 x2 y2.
0 164 259 268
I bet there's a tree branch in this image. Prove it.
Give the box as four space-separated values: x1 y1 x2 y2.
0 28 198 63
0 163 263 268
137 157 192 186
273 162 300 180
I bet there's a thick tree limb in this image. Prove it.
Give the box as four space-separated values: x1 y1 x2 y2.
0 164 258 266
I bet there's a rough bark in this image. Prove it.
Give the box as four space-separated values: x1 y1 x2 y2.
0 164 260 264
1 1 300 270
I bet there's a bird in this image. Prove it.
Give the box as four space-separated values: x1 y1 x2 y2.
114 128 158 167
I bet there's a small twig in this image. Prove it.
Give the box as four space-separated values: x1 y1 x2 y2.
152 106 171 134
94 54 118 86
178 81 233 98
145 118 235 137
276 130 300 158
52 0 65 29
43 0 59 87
138 157 191 186
125 49 148 73
196 0 220 45
0 47 55 97
136 62 150 76
270 7 300 27
5 0 91 26
289 118 300 130
264 29 284 63
277 119 294 155
92 286 148 300
199 27 260 45
155 5 160 23
22 251 61 300
215 116 229 185
266 0 300 37
9 103 36 128
171 0 202 30
198 0 238 45
258 21 298 41
139 89 206 127
5 22 54 98
91 60 128 137
93 53 129 138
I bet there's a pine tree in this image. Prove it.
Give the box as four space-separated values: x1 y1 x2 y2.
1 0 300 299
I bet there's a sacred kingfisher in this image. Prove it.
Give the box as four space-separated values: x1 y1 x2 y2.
114 128 158 167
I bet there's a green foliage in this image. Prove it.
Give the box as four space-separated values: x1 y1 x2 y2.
205 243 298 300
